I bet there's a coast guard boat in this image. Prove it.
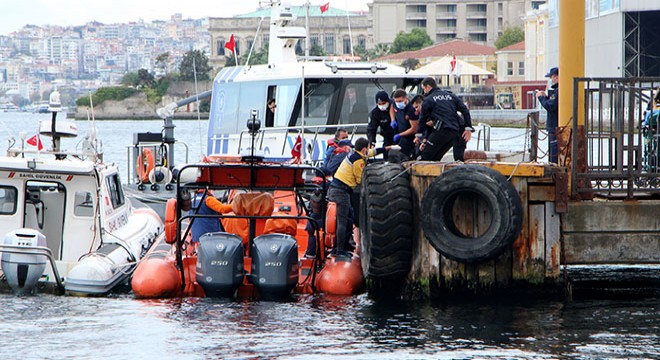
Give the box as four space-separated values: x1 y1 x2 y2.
0 93 162 295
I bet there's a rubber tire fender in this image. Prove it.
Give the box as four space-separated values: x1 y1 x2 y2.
359 162 414 280
421 164 523 263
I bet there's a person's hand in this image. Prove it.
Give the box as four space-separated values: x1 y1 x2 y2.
369 142 376 149
390 120 398 130
419 141 426 151
536 90 546 98
462 130 471 142
426 120 433 127
393 134 400 143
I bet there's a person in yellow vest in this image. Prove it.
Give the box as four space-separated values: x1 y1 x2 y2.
327 137 394 256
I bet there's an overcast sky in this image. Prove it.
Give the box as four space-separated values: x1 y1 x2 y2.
1 0 371 35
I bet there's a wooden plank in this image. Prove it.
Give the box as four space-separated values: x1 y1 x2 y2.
544 201 561 277
563 201 660 232
527 204 546 284
511 177 530 280
495 248 513 285
528 185 556 202
410 162 547 178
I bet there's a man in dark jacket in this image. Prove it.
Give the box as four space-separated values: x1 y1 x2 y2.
367 90 395 159
418 77 473 161
537 67 559 163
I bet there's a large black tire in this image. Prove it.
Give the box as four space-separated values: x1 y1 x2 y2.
360 163 414 280
421 165 523 263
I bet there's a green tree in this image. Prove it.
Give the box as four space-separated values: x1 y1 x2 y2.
309 44 326 57
121 72 140 87
494 26 524 49
137 69 156 89
179 50 212 81
368 43 391 59
248 43 269 65
155 52 171 74
401 58 421 71
390 28 432 54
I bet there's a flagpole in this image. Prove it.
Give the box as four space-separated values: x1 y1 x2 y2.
345 0 354 58
301 65 305 162
305 1 310 57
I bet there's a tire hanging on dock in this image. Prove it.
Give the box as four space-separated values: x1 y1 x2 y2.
421 164 523 263
360 162 414 280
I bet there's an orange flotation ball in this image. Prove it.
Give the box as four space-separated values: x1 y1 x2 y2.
132 257 182 298
315 255 364 295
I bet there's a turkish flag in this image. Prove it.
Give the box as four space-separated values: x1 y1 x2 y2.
291 135 302 162
26 134 43 150
225 34 235 55
450 55 457 73
320 2 330 13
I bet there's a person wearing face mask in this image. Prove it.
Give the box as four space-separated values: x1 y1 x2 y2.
536 67 559 164
418 77 473 161
367 90 395 159
390 89 419 160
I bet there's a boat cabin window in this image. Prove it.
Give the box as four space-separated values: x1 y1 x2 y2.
0 186 17 215
74 191 95 217
106 174 125 209
294 81 338 129
338 80 400 125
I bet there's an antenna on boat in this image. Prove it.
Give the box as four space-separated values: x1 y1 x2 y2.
48 90 62 152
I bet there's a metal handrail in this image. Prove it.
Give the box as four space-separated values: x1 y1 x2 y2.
0 244 64 294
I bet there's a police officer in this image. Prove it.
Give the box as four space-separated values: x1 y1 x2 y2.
419 77 473 161
327 137 391 257
537 67 559 163
367 90 395 159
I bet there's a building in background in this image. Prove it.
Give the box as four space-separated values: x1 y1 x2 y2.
495 40 525 82
546 0 660 77
208 5 370 70
369 0 546 47
523 4 548 80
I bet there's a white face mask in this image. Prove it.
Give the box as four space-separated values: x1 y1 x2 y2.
378 103 389 111
395 101 406 109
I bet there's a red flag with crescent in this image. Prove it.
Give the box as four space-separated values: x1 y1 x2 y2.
320 2 330 13
26 134 43 150
450 55 457 73
291 134 302 162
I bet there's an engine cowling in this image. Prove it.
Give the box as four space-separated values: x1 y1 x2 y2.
250 233 298 300
1 229 48 295
196 232 245 297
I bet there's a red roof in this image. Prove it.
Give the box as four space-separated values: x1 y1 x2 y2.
376 39 496 61
497 40 525 52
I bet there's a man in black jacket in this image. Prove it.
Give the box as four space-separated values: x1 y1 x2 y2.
418 77 473 161
367 90 395 159
537 67 559 163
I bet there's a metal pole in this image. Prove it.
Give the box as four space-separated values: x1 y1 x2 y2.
305 1 310 57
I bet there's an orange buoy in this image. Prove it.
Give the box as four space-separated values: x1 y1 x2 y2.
131 257 182 298
137 148 155 183
325 201 337 248
315 255 364 295
164 198 177 244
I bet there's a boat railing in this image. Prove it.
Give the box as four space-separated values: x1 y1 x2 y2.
0 244 64 294
6 147 102 163
125 141 189 184
233 123 368 163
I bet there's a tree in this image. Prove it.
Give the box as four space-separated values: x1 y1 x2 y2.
495 26 524 49
137 69 156 89
121 72 140 87
155 52 171 75
248 43 269 65
179 50 212 81
368 43 391 59
309 44 326 57
401 58 421 71
390 28 432 54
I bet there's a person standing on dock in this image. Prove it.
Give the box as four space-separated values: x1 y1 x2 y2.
537 67 559 164
367 91 396 159
418 77 473 161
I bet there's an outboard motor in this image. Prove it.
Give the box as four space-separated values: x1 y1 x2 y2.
1 229 47 295
196 232 244 297
251 234 298 300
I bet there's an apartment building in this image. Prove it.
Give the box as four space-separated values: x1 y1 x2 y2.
370 0 546 46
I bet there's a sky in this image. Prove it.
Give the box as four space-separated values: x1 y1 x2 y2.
0 0 371 35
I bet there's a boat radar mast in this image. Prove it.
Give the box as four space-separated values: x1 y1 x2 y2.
268 1 306 64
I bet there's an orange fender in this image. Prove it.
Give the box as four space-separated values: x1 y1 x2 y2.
131 257 182 298
137 148 155 183
325 201 337 248
164 198 177 244
315 255 364 295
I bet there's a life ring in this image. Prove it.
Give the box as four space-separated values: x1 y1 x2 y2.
164 198 177 244
421 164 523 263
359 163 414 280
325 201 337 248
137 148 155 183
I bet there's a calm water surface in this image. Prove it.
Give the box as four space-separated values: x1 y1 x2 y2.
1 112 657 359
